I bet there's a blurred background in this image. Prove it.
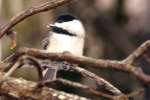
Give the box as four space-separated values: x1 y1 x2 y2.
1 0 150 100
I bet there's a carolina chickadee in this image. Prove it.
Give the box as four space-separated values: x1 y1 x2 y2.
42 14 86 80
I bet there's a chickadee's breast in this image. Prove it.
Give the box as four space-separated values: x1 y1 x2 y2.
46 33 84 56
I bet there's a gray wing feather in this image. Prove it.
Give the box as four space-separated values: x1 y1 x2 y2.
42 68 57 80
42 32 52 50
42 37 49 50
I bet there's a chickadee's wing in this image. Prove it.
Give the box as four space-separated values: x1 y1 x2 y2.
42 32 52 50
42 37 49 50
42 68 57 80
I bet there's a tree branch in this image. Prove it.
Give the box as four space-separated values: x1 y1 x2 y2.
9 47 150 83
4 51 123 96
0 72 89 100
1 40 149 99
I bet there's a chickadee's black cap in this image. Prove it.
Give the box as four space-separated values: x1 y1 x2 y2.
56 14 76 23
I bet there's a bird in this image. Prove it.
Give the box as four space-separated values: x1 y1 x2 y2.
42 14 86 80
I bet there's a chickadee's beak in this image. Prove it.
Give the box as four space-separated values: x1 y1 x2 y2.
46 24 55 28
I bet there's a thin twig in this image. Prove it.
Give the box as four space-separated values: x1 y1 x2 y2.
70 65 123 95
39 78 116 99
0 57 21 84
3 59 20 79
122 40 150 64
0 0 72 38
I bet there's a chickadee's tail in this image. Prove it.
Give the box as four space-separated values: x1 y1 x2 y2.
42 68 57 80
